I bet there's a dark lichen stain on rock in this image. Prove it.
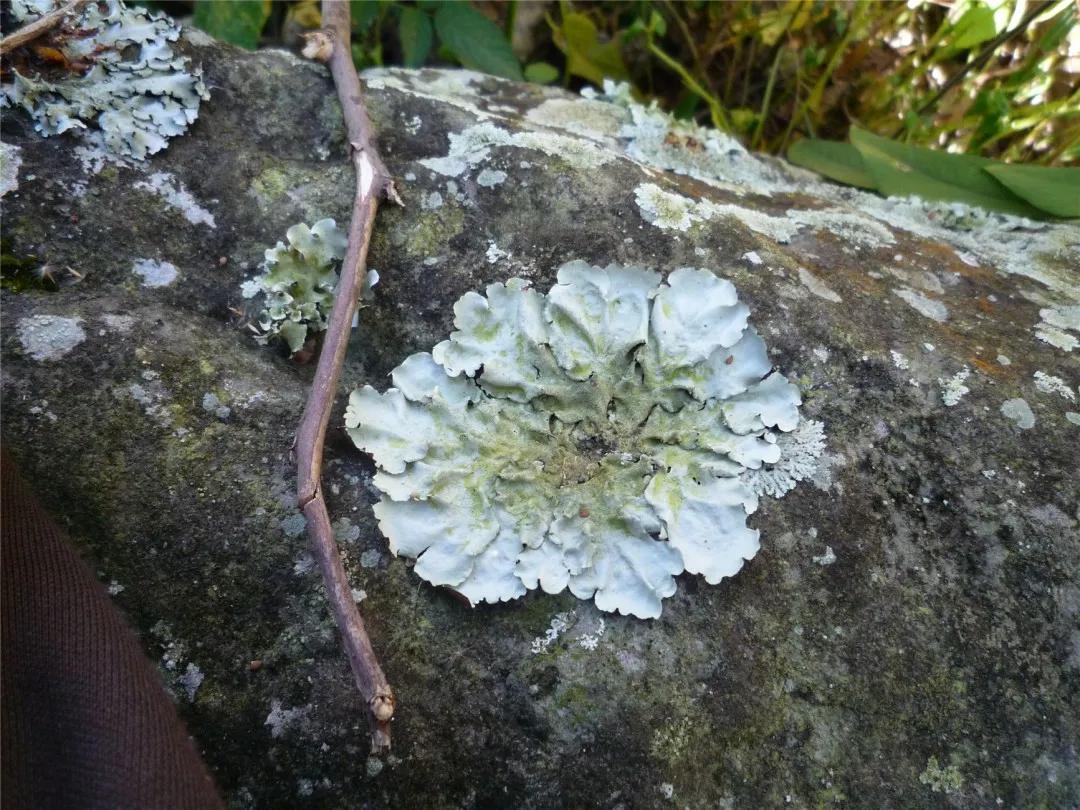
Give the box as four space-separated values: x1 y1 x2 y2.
1 37 1078 810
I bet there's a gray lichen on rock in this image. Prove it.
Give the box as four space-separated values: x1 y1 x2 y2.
1 0 208 160
3 47 1080 808
346 263 819 618
15 314 86 361
242 219 376 354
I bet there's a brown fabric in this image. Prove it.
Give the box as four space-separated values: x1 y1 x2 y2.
1 453 224 810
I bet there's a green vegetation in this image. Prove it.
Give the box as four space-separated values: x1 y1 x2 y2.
185 0 1077 214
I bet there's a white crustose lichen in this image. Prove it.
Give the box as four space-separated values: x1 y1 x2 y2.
346 262 823 619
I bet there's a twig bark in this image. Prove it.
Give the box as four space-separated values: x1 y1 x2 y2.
296 0 400 753
0 0 90 56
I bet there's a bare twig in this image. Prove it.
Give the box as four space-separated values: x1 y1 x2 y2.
296 0 401 753
0 0 90 56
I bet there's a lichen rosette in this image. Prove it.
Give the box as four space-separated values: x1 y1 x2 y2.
346 263 819 618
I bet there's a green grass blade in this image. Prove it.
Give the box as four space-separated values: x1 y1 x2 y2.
787 139 876 189
850 126 1043 217
984 164 1080 218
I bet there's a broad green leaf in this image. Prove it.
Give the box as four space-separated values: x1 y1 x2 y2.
551 11 628 85
434 4 522 80
524 61 560 84
983 164 1080 218
399 7 434 68
947 1 997 51
351 1 380 33
193 0 270 49
850 126 1042 218
787 139 875 189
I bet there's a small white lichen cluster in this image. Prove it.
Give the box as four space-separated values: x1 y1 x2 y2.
939 367 971 407
346 262 822 618
582 80 788 193
1 0 208 160
242 219 358 354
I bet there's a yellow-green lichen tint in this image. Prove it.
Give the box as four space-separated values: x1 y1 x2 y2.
241 219 363 354
346 262 824 618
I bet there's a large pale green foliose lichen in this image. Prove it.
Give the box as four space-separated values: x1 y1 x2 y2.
0 0 208 160
241 219 377 354
345 262 824 619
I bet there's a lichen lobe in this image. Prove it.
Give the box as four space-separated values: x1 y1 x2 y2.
346 263 822 619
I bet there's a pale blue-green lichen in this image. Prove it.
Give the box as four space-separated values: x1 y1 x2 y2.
1001 398 1036 429
634 182 893 248
345 263 822 618
16 314 86 361
1 142 22 197
242 219 376 354
1 0 208 161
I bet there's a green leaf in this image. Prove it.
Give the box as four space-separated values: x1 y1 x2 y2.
351 1 380 33
947 1 997 51
787 139 875 189
193 0 270 49
550 11 628 85
524 61 560 84
434 4 522 80
983 164 1080 219
849 126 1042 218
398 7 434 68
648 9 667 37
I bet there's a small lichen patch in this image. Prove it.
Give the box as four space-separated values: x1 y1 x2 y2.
476 168 508 188
241 219 369 354
280 513 307 538
743 419 826 498
0 142 22 197
1036 305 1080 353
419 122 614 179
634 183 704 232
919 756 964 795
201 392 231 420
346 263 820 618
133 172 216 228
1001 398 1036 429
893 287 948 323
939 367 971 407
132 258 178 288
1033 371 1075 401
634 182 890 248
797 267 842 303
1 0 209 160
531 612 575 654
890 351 910 370
525 97 624 139
180 662 205 701
16 314 86 361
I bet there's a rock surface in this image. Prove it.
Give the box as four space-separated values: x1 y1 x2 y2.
2 34 1079 810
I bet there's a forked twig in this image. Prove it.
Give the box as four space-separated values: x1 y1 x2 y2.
296 0 401 753
0 0 90 55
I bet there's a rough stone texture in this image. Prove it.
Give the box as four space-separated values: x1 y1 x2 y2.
2 35 1079 810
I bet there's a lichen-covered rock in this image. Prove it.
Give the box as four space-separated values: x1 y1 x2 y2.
347 265 814 618
1 0 209 161
1 36 1078 810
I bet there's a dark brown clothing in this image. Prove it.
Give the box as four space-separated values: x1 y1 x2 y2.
2 453 224 809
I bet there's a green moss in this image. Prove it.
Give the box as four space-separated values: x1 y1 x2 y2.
249 166 292 206
402 206 465 257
